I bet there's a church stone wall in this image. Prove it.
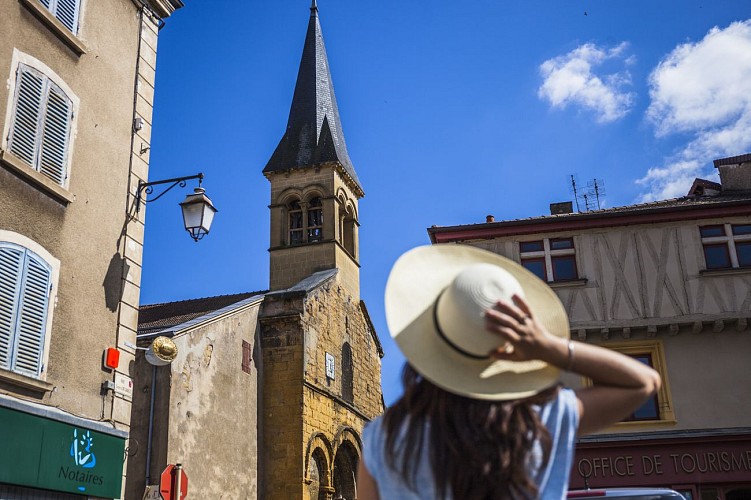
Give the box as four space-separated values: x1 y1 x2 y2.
301 276 383 500
260 275 383 500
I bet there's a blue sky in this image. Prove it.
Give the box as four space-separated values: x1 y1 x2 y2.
140 0 751 405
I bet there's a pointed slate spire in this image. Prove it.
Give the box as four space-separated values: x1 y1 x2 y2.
263 3 363 196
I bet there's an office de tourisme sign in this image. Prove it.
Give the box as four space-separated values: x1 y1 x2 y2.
571 433 751 489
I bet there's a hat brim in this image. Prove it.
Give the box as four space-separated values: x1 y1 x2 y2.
385 245 570 401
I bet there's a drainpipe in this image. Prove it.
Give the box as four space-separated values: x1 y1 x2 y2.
145 364 157 484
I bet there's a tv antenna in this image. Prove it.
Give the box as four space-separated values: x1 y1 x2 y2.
586 179 606 210
570 175 581 212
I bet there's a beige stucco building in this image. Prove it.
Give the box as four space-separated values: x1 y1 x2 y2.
429 154 751 500
126 4 384 500
0 0 181 498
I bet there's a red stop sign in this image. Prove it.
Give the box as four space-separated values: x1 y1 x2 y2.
160 464 188 500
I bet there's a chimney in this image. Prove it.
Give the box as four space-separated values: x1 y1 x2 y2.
714 153 751 191
550 201 574 215
486 215 495 223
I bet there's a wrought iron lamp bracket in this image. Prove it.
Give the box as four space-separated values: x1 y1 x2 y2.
135 173 204 213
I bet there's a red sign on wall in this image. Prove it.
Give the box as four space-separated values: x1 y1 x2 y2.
571 434 751 489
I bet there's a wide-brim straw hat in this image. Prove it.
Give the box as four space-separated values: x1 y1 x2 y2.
385 244 569 401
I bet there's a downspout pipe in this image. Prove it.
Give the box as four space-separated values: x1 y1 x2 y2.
145 364 157 485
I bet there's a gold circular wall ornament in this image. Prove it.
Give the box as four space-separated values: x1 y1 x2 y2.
145 336 178 366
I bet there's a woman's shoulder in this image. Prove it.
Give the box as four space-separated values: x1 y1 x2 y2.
540 386 580 431
362 415 388 458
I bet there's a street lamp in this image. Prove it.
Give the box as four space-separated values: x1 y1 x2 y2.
136 173 218 242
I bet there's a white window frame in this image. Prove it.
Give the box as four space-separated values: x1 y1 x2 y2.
519 237 578 282
0 231 59 380
2 49 79 190
699 223 751 269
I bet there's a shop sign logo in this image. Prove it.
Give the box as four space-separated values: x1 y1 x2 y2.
70 429 97 468
58 429 104 493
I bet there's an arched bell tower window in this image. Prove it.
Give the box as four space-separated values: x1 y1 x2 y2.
307 197 323 243
289 200 303 245
341 342 353 403
342 205 356 256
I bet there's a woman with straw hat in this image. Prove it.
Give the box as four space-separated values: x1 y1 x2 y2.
357 245 661 499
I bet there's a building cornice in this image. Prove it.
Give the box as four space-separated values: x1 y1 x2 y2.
429 199 751 243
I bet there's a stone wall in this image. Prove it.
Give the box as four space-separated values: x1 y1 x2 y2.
260 274 383 499
126 302 263 499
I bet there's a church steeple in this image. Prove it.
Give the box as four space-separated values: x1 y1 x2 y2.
263 1 363 197
264 4 363 298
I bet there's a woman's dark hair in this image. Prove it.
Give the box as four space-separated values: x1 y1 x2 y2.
382 364 560 500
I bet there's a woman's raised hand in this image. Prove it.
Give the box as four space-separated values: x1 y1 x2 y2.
484 294 561 362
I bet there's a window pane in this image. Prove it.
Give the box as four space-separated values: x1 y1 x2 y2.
290 230 303 245
520 241 544 253
625 354 660 421
521 259 546 281
703 244 731 269
732 224 751 235
308 209 322 227
552 255 578 281
699 225 725 238
308 228 322 242
630 394 660 420
736 242 751 267
289 212 303 229
550 238 574 250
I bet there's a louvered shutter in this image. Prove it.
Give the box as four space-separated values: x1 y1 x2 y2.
0 246 24 371
39 83 72 185
38 0 52 7
12 253 51 377
8 66 44 167
53 0 80 34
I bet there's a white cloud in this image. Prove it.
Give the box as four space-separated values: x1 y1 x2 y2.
538 42 635 123
637 20 751 202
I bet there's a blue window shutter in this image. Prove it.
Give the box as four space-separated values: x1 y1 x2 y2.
39 82 72 185
8 65 45 167
0 246 24 371
39 0 52 8
53 0 80 33
12 253 51 377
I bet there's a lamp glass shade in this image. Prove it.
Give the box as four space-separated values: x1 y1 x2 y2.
180 187 217 241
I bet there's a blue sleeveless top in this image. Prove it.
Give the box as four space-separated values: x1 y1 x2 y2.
362 387 579 499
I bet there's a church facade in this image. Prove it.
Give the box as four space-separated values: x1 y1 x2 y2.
126 3 383 499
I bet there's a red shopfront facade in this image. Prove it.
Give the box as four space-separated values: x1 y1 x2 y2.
570 431 751 500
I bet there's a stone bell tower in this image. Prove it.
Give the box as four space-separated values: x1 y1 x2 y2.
259 3 383 500
263 0 364 300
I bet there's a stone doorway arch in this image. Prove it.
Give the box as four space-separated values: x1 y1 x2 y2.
305 433 334 500
332 439 359 500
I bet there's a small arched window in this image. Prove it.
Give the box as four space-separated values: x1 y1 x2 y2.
341 342 353 403
342 207 355 256
288 200 303 245
307 197 323 242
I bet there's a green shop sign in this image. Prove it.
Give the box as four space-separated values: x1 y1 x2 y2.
0 406 124 498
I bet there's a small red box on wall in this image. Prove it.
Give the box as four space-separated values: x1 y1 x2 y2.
104 348 120 370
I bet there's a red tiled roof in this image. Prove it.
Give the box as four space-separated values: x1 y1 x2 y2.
138 291 266 334
428 192 751 243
